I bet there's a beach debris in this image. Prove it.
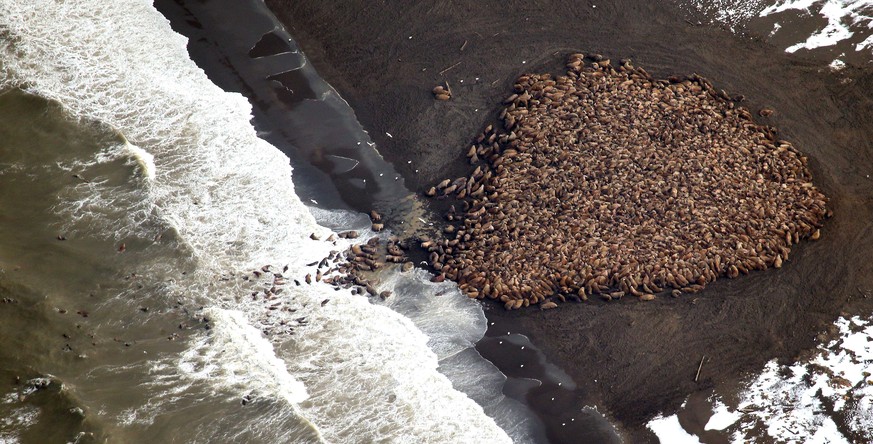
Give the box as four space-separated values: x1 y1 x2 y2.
117 243 126 253
695 355 706 382
439 61 461 76
421 53 829 309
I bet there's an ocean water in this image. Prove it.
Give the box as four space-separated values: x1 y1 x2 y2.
0 0 537 442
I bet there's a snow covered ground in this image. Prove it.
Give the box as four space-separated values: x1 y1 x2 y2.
679 0 873 67
649 316 873 442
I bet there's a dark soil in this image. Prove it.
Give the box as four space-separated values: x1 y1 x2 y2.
267 1 873 441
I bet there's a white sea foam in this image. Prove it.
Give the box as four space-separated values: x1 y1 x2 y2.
0 1 512 442
375 267 487 359
0 380 43 444
52 141 164 243
179 308 309 405
122 142 156 181
0 404 38 444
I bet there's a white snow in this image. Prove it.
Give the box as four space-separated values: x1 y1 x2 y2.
648 414 702 443
648 316 873 442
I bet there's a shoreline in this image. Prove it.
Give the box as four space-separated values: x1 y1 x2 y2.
151 0 558 441
267 0 873 441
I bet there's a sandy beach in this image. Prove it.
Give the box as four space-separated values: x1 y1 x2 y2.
266 0 873 441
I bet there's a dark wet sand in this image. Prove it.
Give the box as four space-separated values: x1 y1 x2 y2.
267 1 873 441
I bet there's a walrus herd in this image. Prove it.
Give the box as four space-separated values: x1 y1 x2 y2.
423 53 830 309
